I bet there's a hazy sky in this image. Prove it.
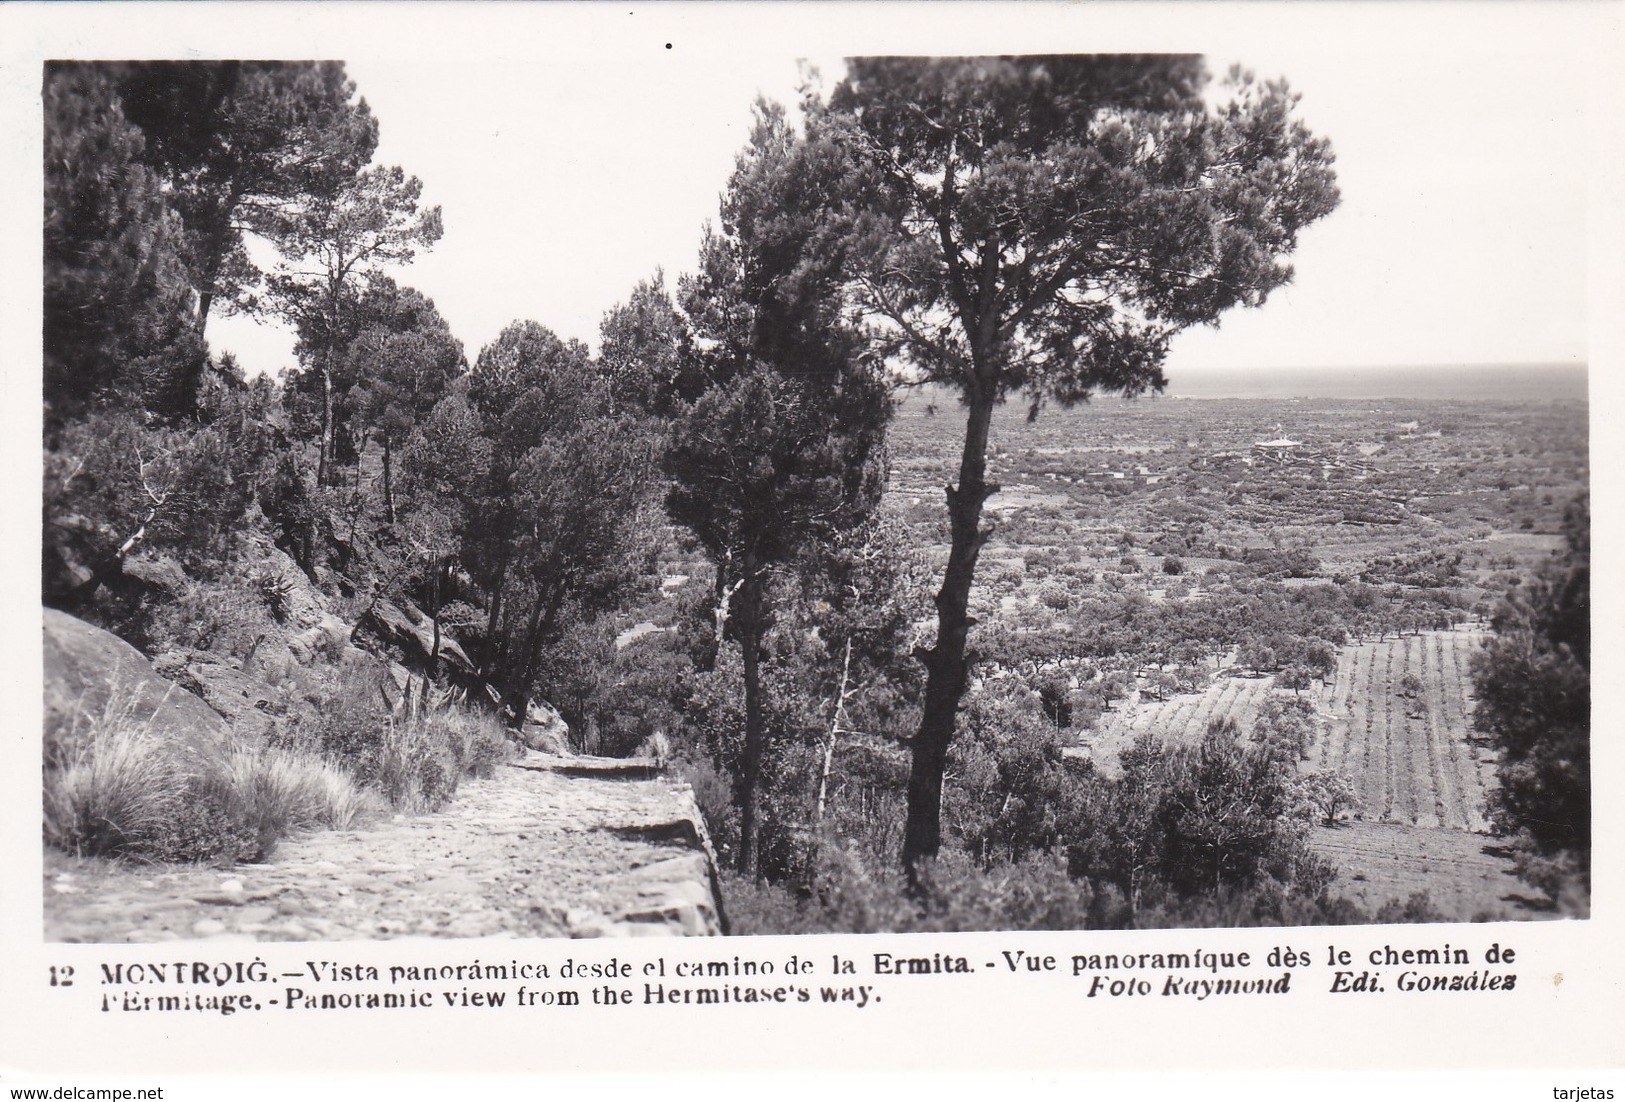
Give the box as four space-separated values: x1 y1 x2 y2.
196 32 1594 384
7 4 1605 384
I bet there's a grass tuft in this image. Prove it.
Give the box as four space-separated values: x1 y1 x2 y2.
44 727 176 858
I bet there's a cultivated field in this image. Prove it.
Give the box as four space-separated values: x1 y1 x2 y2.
888 383 1582 919
1320 630 1494 832
1310 822 1531 920
1081 670 1281 772
1085 629 1493 826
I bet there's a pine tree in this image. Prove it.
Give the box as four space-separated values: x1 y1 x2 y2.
818 56 1341 877
667 103 889 875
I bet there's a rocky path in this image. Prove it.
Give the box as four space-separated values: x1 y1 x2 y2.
44 752 726 943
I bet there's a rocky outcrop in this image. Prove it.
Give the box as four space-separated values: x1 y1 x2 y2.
362 597 476 676
121 555 188 596
180 661 318 744
242 541 353 669
43 609 238 764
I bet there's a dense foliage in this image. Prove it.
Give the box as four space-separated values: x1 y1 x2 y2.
1471 494 1590 909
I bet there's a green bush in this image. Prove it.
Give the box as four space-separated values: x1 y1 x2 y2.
143 568 281 664
723 848 1108 934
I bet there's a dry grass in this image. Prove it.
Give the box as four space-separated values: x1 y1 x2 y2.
44 727 177 858
219 747 383 834
372 709 511 815
44 682 379 864
436 709 510 780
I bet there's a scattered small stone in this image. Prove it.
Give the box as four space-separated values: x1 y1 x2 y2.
191 918 227 937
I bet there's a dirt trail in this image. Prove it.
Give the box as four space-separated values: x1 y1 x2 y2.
45 752 725 943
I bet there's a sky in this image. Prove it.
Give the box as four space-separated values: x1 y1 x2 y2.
195 24 1597 386
3 3 1608 388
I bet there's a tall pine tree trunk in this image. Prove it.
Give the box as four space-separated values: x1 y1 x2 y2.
485 547 510 645
318 362 334 487
515 583 566 723
735 566 767 877
903 381 998 883
382 438 395 523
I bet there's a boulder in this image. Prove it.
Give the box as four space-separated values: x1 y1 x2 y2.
232 541 353 667
363 598 476 676
183 662 317 744
43 608 236 766
287 612 352 666
122 555 188 596
247 541 329 628
519 700 572 755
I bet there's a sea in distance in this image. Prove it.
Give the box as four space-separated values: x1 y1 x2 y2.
1161 362 1587 402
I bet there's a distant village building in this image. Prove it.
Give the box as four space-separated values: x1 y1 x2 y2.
1253 437 1302 463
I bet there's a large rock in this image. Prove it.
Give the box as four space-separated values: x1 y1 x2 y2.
243 541 352 667
519 699 572 755
121 555 188 596
43 608 236 766
363 598 476 676
248 541 328 627
182 661 318 744
286 613 352 667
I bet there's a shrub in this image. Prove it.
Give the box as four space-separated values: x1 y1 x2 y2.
436 709 510 779
143 569 281 664
212 748 380 848
1510 846 1589 916
675 752 742 869
374 716 459 814
724 848 1109 934
1372 891 1446 924
360 706 512 815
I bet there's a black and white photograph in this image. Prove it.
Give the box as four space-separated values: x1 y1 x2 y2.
4 0 1622 1089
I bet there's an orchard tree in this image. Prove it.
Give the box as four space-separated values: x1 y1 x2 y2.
819 56 1340 876
667 103 889 875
